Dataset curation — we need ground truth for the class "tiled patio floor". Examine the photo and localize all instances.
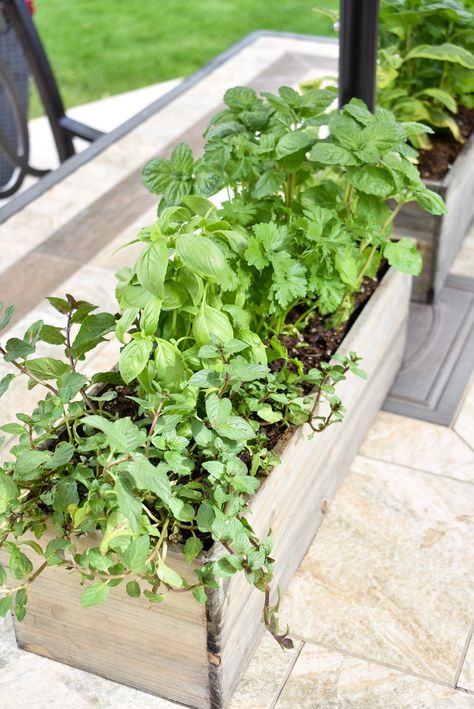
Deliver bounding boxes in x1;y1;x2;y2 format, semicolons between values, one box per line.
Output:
0;33;473;708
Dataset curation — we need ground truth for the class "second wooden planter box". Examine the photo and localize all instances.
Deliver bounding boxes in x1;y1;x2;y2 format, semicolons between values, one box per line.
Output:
9;268;411;709
395;133;474;303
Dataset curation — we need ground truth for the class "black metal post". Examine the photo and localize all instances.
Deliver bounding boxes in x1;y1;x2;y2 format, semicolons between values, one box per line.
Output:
338;0;380;111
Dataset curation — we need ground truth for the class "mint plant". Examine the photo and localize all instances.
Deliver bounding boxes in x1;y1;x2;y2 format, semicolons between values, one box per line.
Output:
0;298;360;647
0;88;446;649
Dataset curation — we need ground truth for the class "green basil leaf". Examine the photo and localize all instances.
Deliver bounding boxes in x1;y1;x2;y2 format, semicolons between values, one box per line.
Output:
176;235;230;282
136;240;169;298
119;338;153;384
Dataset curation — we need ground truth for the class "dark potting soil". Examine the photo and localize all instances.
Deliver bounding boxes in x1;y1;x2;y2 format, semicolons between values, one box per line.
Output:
261;275;379;452
417;105;474;181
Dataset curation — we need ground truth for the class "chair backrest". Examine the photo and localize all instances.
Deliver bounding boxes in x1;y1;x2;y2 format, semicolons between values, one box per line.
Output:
0;0;103;197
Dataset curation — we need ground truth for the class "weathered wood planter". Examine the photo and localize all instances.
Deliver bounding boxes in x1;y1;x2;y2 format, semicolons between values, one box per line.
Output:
8;268;411;709
395;133;474;303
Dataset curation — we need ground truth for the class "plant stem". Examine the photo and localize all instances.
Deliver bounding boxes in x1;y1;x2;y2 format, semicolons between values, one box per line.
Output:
0;346;57;396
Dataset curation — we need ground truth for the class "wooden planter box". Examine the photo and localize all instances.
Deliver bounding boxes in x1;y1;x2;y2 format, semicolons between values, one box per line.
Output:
395;133;474;303
7;268;411;709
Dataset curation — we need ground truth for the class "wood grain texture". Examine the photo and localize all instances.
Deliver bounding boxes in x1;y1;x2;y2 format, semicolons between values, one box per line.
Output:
8;268;411;709
395;134;474;303
12;545;210;708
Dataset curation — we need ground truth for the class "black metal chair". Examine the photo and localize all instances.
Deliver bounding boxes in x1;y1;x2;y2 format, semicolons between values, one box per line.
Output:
0;0;104;197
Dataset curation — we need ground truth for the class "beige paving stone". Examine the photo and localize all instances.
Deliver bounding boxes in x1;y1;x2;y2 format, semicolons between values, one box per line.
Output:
0;616;177;709
275;642;474;709
280;456;474;683
91;205;156;271
360;411;474;483
459;632;474;692
229;634;303;709
454;373;474;451
451;228;474;279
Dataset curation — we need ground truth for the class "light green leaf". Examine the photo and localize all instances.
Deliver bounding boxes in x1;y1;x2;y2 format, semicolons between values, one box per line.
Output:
115;475;142;531
57;372;88;403
119;338;153;384
406;43;474;69
0;595;12;617
176;235;230;282
384;239;423;276
205;394;232;428
14;450;50;481
157;560;185;588
413;189;447;216
72;313;115;357
123;534;150;573
26;357;69;381
257;405;282;423
0;303;15;331
251;170;285;199
275;129;316;159
346;166;394;197
192;586;207;604
4;338;35;361
310;143;357;165
216;416;256;441
0;374;15;399
39;324;65;345
193;303;233;346
82;416;146;453
136;240;169;298
45;442;75;470
81;582;110;608
52;477;79;513
188;368;222;389
184;536;203;563
418;88;457;114
9;546;33;580
154;339;185;391
125;454;172;504
0;470;18;514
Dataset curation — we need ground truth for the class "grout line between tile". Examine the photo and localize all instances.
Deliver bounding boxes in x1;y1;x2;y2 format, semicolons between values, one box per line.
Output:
357;453;474;487
453;617;474;688
453;428;474;455
269;639;304;709
290;633;459;690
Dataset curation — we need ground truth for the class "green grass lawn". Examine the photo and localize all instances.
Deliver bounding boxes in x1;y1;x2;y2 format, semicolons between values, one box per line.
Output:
32;0;337;114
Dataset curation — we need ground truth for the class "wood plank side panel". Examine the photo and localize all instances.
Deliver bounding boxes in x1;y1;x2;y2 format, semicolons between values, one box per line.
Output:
207;269;411;708
11;547;210;709
434;133;474;294
395;133;474;302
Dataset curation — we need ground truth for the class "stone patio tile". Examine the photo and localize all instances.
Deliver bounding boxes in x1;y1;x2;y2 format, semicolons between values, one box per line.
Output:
0;211;68;272
254;35;338;58
229;634;303;709
454;373;474;451
0;616;177;709
451;228;474;280
280;455;474;683
359;411;474;483
459;632;474;692
275;642;474;709
91;205;156;271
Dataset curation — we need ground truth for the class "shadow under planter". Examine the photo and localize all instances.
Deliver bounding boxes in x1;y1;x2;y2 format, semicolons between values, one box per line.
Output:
395;133;474;303
7;268;411;709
